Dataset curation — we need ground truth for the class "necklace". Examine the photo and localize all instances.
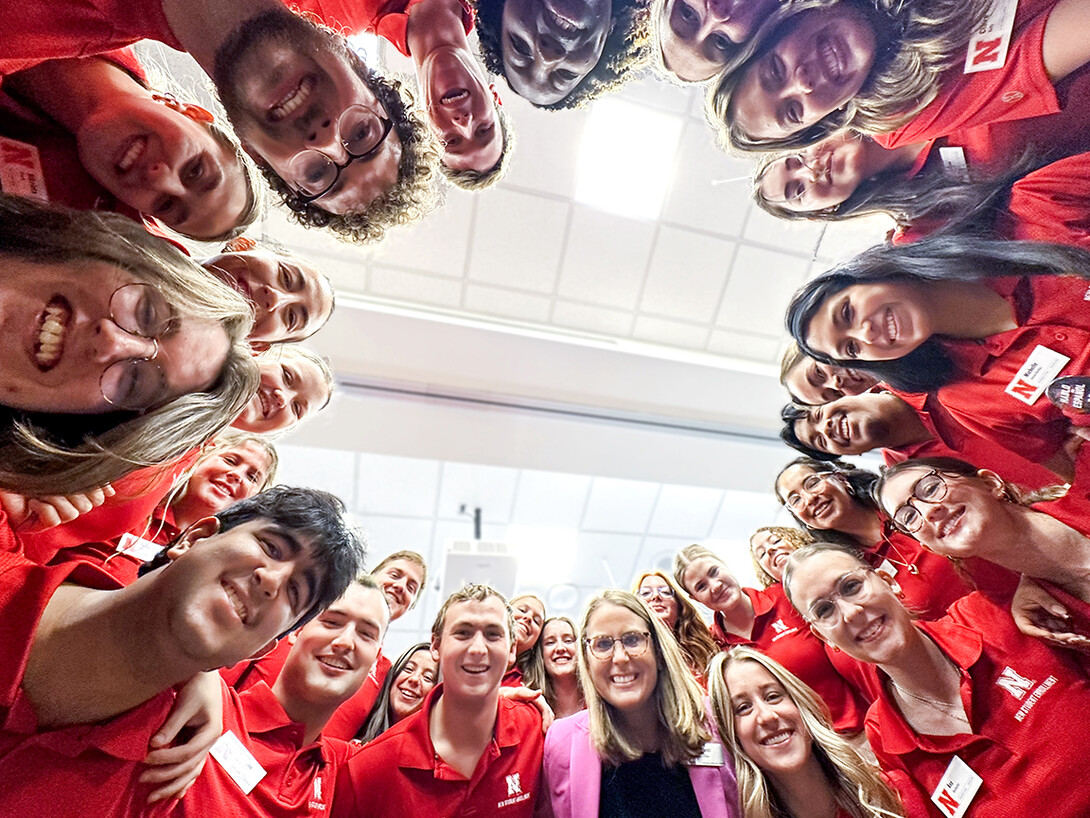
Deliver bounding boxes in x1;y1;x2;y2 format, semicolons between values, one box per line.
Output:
891;682;971;726
879;532;920;574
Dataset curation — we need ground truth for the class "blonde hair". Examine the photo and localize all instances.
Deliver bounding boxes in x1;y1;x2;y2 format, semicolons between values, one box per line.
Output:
579;590;710;767
709;647;904;818
779;343;807;388
439;106;516;191
749;526;814;588
633;569;719;677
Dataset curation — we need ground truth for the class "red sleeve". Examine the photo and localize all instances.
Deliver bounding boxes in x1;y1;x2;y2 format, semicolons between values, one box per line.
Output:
875;3;1059;148
291;0;474;56
96;47;148;86
1004;151;1090;248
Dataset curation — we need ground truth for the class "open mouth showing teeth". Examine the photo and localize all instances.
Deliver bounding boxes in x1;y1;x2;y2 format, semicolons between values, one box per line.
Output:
258;388;273;419
885;309;897;344
319;655;352;671
856;617;884;642
545;4;581;32
464;666;490;674
938;508;964;538
837;413;850;443
440;89;470;105
35;296;71;371
210;479;234;499
760;730;793;746
116;135;147;174
819;36;843;81
223;582;249;624
270;75;315;122
398;687;421;700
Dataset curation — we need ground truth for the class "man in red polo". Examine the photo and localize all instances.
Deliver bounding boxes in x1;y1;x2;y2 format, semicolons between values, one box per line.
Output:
168;575;389;816
0;487;366;818
332;583;544;817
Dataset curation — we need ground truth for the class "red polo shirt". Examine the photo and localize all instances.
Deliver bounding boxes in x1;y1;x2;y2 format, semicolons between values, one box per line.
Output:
168;680;355;817
221;637;294;692
50;507;180;587
866;592;1090;818
291;0;474;57
866;530;972;621
1033;441;1090;529
711;585;868;734
0;548;174;817
331;684;544;818
322;651;392;740
999;150;1090;248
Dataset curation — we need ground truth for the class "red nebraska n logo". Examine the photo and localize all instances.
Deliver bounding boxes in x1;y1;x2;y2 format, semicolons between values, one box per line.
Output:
936;789;960;816
0;141;37;170
1008;378;1037;401
972;37;1002;66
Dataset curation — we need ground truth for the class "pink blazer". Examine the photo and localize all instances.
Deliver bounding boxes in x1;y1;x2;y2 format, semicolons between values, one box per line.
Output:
541;710;740;818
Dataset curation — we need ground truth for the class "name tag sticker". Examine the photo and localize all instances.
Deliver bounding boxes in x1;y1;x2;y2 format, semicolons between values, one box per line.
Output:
116;532;163;562
688;742;725;767
878;558;899;579
938;147;969;182
0;136;48;202
931;755;982;818
210;730;267;794
1005;345;1070;405
964;0;1017;73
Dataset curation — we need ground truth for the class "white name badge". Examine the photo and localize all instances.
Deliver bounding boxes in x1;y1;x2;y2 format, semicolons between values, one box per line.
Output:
210;730;267;794
688;742;725;767
878;558;899;579
938;147;970;182
931;755;983;818
116;532;163;562
0;136;48;202
964;0;1018;73
1005;345;1070;405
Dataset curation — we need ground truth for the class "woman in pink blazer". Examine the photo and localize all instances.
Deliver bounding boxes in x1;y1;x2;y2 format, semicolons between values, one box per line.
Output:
542;589;740;818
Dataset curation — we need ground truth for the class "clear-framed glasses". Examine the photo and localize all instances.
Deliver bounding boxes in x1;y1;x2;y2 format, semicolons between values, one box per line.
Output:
804;570;874;626
784;472;828;511
891;470;949;533
585;631;651;661
286;108;393;203
637;585;675;601
99;283;174;411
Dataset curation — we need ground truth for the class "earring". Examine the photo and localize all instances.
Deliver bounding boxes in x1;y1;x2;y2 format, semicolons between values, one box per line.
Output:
489;83;503;108
152;92;215;124
224;235;257;253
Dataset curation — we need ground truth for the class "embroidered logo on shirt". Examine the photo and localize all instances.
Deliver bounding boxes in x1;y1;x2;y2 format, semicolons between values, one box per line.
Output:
498;772;531;808
1014;676;1058;722
506;773;521;796
309;776;327;811
769;619;799;641
996;666;1035;700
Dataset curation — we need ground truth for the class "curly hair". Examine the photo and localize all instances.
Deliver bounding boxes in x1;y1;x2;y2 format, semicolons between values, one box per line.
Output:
774;457;881;547
439;105;516;191
709;0;989;153
472;0;655;109
260;53;441;244
749;525;814;587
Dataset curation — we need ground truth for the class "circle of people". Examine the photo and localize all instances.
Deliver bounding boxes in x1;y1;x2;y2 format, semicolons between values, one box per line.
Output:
2;0;1090;816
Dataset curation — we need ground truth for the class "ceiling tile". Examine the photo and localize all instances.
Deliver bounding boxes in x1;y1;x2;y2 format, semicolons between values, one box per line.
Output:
661;121;752;237
557;206;656;310
551;301;634;337
814;215;891;265
510;470;593;527
716;246;811;334
359;516;436;573
497;96;588;198
744;205;825;249
370;189;476;276
617;71;694;114
369;266;464;308
631;315;709;349
571;531;644;588
648;484;724;536
436;462;521;524
632;535;699;582
464;284;553;323
640;226;733;322
707;330;784;362
276;445;357;503
468;189;569;293
356;454;441;517
707;490;785;540
582;477;660;533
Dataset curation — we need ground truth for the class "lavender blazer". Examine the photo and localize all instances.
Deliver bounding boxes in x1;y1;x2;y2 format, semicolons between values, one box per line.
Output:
540;709;741;818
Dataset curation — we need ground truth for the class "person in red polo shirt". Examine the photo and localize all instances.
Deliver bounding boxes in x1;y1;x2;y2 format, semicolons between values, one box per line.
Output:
332;583;544;817
0;486;366;818
167;575;389;816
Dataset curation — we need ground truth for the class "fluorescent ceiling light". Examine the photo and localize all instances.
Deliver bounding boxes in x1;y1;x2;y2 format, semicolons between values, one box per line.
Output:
575;98;684;221
348;33;382;68
506;525;579;586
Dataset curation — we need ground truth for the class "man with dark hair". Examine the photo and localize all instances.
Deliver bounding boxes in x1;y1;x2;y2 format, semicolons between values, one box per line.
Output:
0;0;440;243
332;583;543;817
781;392;1063;488
0;486;365;817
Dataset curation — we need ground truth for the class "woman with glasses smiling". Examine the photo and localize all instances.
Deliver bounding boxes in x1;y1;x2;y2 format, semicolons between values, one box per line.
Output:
783;542;1090;818
542;589;740;818
0;193;257;498
633;570;719;684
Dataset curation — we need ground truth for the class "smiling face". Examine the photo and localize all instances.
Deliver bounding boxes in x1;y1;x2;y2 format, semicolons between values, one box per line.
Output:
202;250;333;344
680;556;743;613
542;619;578;679
760;131;868;213
660;0;778;82
806;280;934;362
791;392;909;457
214;10;403;215
174;441;272;525
732;4;876;141
512;595;546;654
390;648;439;722
161;518;325;667
278;582;389;707
432;596;516;700
749;532;795;584
775;464;854;532
374;558;425;621
784;355;877;405
725;659;812;777
636;575;679;630
501;0;614;106
0;258;229;415
421;48;503;172
585;602;658;715
77;96;248;240
787;550;912;664
232;354;328;435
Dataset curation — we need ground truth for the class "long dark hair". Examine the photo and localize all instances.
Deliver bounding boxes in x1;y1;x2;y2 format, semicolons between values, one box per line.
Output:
786;234;1090;392
354;642;433;744
774;457;879;548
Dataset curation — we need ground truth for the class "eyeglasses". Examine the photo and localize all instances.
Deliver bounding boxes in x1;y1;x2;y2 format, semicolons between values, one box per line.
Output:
637;586;675;601
585;631;651;661
890;470;949;533
286;108;393;204
784;472;828;511
804;570;874;625
100;283;175;411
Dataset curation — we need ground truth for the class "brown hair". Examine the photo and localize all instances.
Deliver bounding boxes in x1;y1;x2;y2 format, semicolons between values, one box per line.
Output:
439;105;516;191
373;550;429;609
431;583;515;645
633;569;719;677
